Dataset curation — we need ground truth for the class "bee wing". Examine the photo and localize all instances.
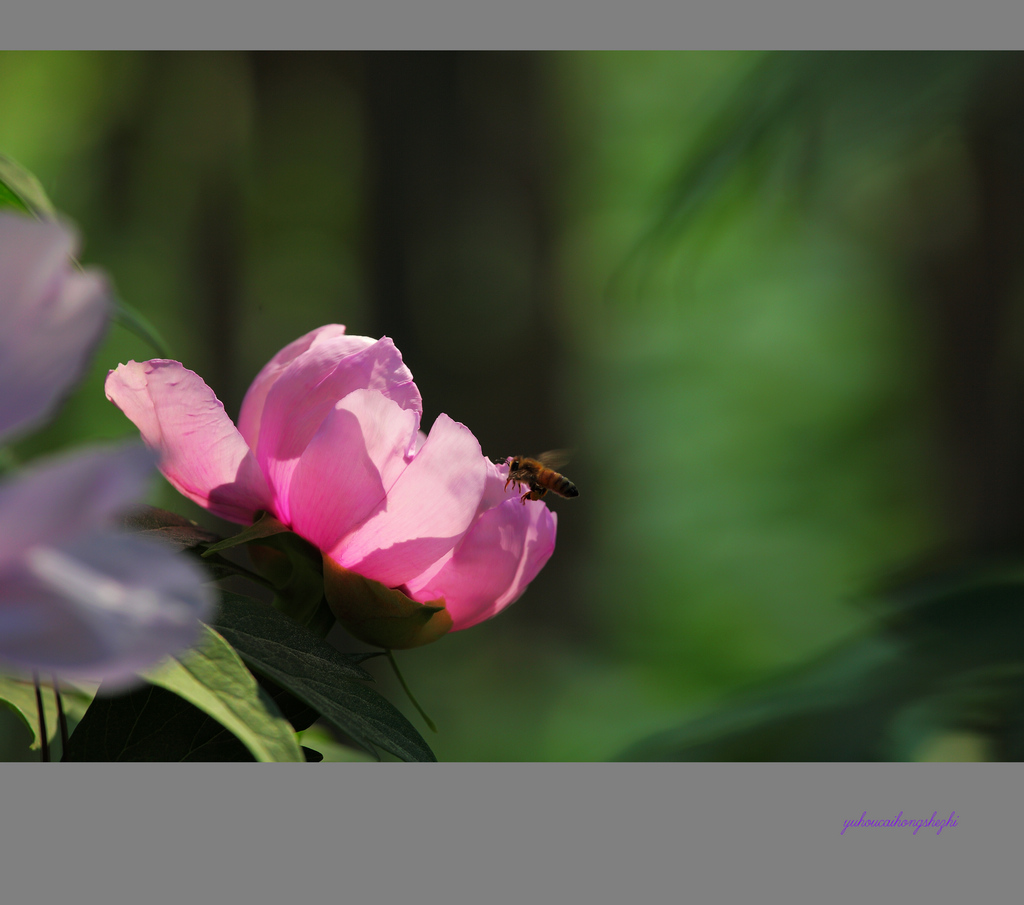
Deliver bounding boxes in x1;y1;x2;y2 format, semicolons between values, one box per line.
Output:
535;449;573;469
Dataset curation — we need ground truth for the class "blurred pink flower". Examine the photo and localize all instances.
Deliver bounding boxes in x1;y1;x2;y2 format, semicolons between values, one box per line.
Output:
0;213;214;685
105;326;557;638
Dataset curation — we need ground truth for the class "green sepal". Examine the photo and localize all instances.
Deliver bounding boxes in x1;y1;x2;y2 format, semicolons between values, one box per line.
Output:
201;511;291;557
246;530;333;632
322;556;452;650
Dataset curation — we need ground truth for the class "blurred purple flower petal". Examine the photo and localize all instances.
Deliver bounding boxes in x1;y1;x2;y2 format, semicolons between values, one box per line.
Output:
0;445;215;687
0;214;110;444
0;444;153;568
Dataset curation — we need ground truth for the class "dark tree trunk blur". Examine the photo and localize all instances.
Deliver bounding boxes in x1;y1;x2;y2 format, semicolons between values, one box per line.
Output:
357;52;564;458
914;57;1024;560
356;52;585;636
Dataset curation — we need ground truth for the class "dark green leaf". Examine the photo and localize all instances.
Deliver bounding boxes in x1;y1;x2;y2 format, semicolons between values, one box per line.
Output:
618;582;1024;761
61;647;312;763
255;673;319;733
615;635;916;761
348;651;387;666
212;592;436;762
298;725;376;762
61;625;304;761
201;512;290;556
890;583;1024;666
122;505;222;550
63;682;261;761
120;505;272;586
138;624;303;761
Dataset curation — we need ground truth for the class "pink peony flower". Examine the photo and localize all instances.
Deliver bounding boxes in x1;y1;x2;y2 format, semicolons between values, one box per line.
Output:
105;326;557;646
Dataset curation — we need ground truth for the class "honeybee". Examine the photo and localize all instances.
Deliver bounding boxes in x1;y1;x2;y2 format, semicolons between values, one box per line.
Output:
503;451;579;505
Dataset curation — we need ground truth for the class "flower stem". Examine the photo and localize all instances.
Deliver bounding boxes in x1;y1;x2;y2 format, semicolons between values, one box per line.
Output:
385;650;437;734
52;675;69;758
32;672;49;763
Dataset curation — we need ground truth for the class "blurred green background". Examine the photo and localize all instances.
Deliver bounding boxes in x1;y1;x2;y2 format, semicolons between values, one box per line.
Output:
5;51;1024;760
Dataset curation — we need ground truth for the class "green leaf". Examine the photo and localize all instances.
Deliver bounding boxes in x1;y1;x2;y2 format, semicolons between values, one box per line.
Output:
122;505;223;550
0;154;56;219
119;505;278;587
141;624;303;761
62;624;303;761
255;673;320;733
62;683;262;761
212;592;436;762
0;675;61;749
0;675;93;756
61;669;320;762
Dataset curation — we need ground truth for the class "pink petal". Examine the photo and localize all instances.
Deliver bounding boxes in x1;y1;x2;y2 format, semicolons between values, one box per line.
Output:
405;498;557;631
475;457;517;518
105;360;273;524
0;531;213;687
400;458;522;594
237;325;370;450
254;335;422;506
0;444;154;571
285;389;418;550
492;504;558;610
329;414;488;588
0;214;110;443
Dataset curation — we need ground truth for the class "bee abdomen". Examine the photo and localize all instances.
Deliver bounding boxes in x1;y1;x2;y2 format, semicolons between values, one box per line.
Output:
552;475;579;497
